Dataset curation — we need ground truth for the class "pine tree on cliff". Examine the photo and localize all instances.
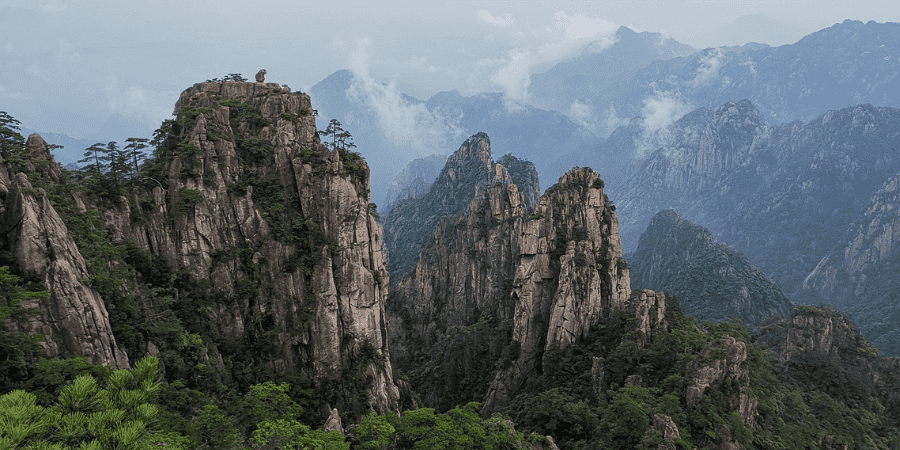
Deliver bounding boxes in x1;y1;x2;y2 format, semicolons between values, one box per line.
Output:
318;119;355;152
0;111;27;172
124;137;149;182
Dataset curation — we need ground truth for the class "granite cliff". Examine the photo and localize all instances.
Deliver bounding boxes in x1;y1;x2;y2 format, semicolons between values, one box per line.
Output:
0;134;130;370
382;133;540;284
0;79;399;420
387;163;632;414
629;209;792;325
801;171;900;356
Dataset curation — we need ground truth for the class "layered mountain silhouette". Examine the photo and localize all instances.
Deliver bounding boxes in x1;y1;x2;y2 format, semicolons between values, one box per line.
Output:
629;209;792;325
533;20;900;137
309;70;602;207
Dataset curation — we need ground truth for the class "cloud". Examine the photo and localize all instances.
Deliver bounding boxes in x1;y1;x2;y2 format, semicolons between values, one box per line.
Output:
552;11;617;40
0;83;30;101
479;10;512;28
568;99;591;129
635;85;692;157
489;49;531;111
101;75;172;130
690;48;726;88
346;38;465;159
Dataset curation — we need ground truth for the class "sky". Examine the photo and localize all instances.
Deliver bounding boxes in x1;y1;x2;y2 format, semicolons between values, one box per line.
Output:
0;0;897;150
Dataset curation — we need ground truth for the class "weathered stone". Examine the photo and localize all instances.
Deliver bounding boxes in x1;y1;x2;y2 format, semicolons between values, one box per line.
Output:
255;69;266;83
0;173;129;369
653;413;681;441
323;408;344;435
686;335;750;411
591;357;605;399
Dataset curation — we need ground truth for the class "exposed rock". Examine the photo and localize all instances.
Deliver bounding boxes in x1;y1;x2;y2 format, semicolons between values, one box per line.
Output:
388;161;630;414
323;408;344;435
686;335;750;410
630;209;792;325
590;356;605;399
626;289;669;349
802;170;900;356
716;424;742;450
754;305;900;418
625;374;643;386
653;413;681;441
60;79;401;417
381;154;447;214
255;69;266;83
0;171;129;369
382;133;540;284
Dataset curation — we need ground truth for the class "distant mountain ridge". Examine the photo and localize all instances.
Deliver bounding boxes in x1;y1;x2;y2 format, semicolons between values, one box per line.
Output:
629;209;793;325
309;70;603;206
535;20;900;137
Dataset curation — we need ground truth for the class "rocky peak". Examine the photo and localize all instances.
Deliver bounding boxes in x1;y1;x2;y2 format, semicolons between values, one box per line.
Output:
388;163;630;414
0;148;129;369
629;209;792;325
382;132;539;283
102;78;398;417
752;305;900;419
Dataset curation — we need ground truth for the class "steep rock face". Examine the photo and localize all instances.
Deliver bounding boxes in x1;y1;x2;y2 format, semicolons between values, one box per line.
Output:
610;100;766;252
108;80;398;414
720;104;900;295
630;209;792;325
802;171;900;356
754;306;900;421
0;135;129;369
389;166;630;414
382;133;540;284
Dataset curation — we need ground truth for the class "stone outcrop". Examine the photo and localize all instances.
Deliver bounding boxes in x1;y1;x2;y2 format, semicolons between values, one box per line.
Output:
2;80;401;416
801;171;900;356
382;133;540;284
388;162;630;414
0;141;130;369
630;209;792;325
685;335;756;410
323;408;344;435
652;413;681;450
140;79;399;414
753;305;900;421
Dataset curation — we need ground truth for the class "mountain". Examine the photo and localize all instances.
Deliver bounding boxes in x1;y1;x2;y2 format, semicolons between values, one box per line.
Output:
530;26;696;132
309;70;603;205
381;133;540;283
629;209;793;325
753;305;900;423
381;154;447;214
18;128;97;167
608;99;768;253
544;20;900;137
388;166;633;413
1;78;400;422
801;171;900;356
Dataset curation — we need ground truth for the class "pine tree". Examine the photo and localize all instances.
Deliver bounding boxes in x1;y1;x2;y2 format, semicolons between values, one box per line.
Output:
124;137;149;182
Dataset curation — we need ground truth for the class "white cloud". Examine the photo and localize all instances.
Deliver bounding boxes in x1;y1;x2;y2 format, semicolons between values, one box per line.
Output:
489;49;531;111
479;10;512;28
690;48;726;88
101;75;172;130
569;99;591;129
552;11;617;40
635;85;692;157
346;38;465;159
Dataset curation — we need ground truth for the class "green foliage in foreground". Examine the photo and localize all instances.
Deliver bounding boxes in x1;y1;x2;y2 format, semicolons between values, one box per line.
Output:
502;300;900;449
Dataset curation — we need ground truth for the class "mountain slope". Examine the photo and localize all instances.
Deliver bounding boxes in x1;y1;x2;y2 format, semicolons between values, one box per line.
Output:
629;209;792;325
